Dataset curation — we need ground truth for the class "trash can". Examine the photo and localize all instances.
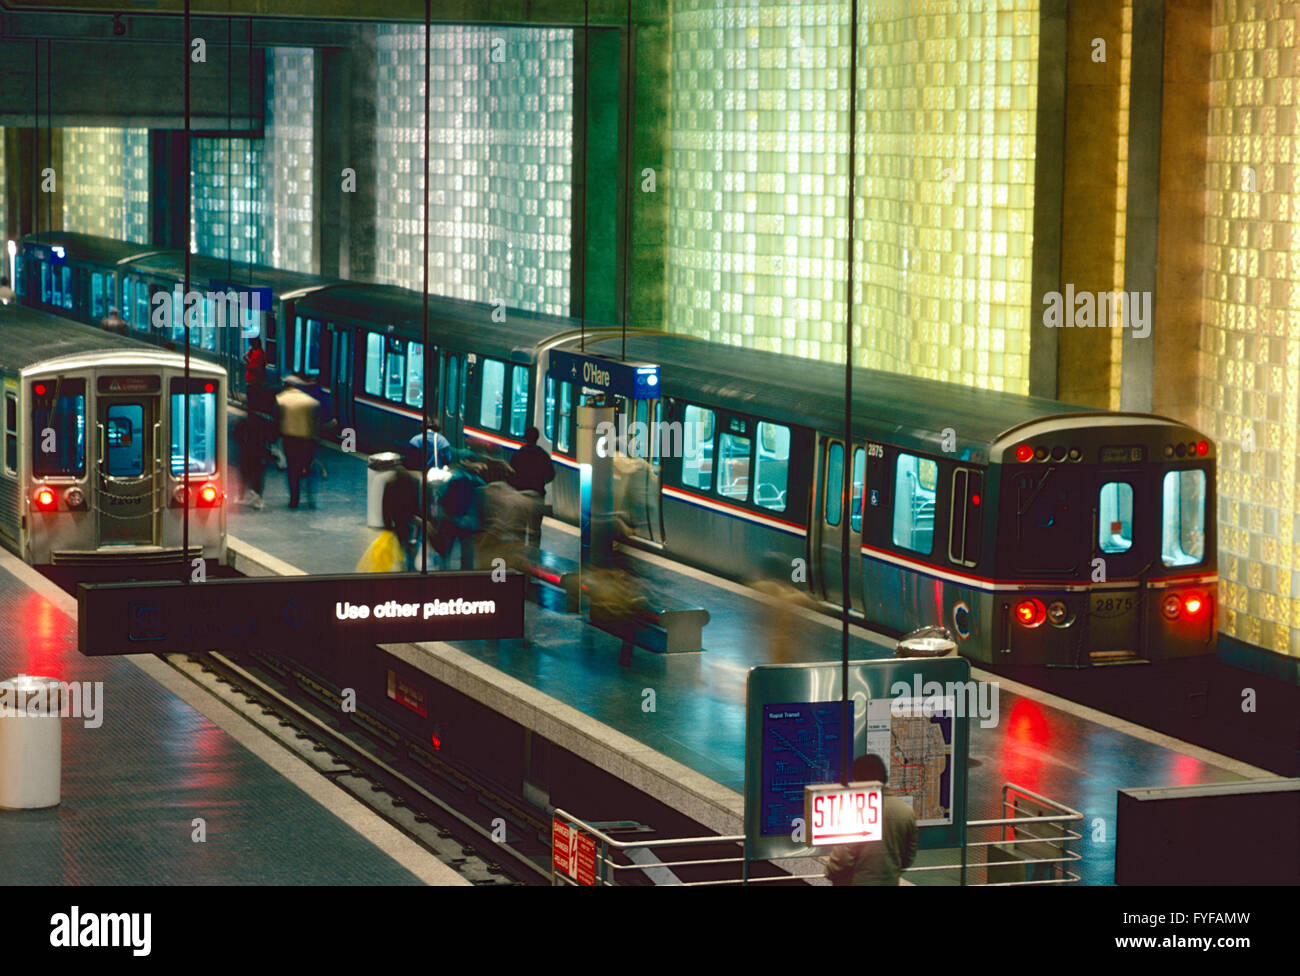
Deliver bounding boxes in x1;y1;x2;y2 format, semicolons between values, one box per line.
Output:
894;625;958;658
366;452;402;528
0;675;62;810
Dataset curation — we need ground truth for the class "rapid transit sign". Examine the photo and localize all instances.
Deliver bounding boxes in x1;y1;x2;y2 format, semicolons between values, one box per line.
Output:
548;350;660;400
78;572;524;657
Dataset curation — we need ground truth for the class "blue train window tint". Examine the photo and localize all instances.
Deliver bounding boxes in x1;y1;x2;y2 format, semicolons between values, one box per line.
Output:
385;341;406;402
170;393;217;476
650;401;663;465
304;319;322;377
364;334;383;396
4;394;17;474
40;262;52;305
825;442;844;526
406;342;423;409
509;365;529;438
1162;470;1206;566
91;273;105;319
121;277;133;324
479;359;505;429
1099;482;1134;554
850;447;865;532
681;405;714;491
544;376;556;440
105;404;144;477
718;433;751;501
13;256;25;297
171;289;185;342
32;382;86;477
446;356;459;417
754;422;790;512
61;267;73;310
135;282;149;328
556;382;572;454
200;297;217;351
293;317;303;374
893;452;936;554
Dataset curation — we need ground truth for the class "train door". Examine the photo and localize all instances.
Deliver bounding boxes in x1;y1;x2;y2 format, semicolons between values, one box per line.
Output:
814;438;865;609
442;352;465;449
329;327;354;431
610;395;663;543
1089;466;1147;661
96;395;159;547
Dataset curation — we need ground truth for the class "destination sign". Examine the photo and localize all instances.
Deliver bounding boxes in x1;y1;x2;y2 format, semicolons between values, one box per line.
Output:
78;572;524;657
98;375;162;394
548;350;660;400
1100;445;1144;464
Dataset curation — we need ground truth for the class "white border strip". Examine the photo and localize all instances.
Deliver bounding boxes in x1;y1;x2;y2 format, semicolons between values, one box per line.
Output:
662;486;807;538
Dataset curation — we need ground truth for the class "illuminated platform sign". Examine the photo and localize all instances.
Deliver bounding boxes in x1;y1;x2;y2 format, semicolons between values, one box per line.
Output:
548;350;660;400
78;572;524;657
804;782;884;846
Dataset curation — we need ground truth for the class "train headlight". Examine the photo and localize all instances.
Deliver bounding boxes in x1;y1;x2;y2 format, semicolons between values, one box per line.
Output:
33;487;57;511
1015;598;1046;628
1047;600;1072;627
1162;594;1181;619
64;487;86;510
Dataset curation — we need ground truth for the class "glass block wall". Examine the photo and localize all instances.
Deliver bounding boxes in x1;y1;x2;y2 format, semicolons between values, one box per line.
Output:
374;25;574;315
1203;3;1300;656
190;47;314;269
0;128;6;247
1109;0;1133;410
61;127;150;244
667;0;1040;393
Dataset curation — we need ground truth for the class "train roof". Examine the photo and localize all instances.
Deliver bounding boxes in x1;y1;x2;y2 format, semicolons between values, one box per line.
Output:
298;283;582;360
575;331;1103;458
22;231;160;266
0;303;223;375
124;251;333;298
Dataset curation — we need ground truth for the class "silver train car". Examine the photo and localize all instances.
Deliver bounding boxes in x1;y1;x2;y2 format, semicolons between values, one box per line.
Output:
0;304;227;567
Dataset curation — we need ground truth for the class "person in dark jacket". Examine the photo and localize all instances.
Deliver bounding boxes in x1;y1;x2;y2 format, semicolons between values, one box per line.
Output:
435;460;486;569
824;754;918;886
509;426;555;548
382;447;424;571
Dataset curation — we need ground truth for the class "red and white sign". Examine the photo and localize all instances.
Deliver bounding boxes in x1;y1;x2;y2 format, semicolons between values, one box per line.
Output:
552;819;597;885
805;782;884;846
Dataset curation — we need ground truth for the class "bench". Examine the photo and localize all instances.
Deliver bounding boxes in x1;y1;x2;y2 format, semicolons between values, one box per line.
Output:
514;545;581;612
587;589;710;654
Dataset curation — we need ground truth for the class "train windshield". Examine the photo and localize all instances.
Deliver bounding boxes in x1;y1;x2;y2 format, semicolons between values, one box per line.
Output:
170;391;217;475
1011;467;1081;572
1162;469;1206;566
32;379;86;477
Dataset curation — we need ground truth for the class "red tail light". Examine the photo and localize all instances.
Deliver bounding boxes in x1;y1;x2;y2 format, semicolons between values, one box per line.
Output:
1015;445;1033;462
1183;594;1204;616
33;487;56;511
197;483;221;507
1015;598;1045;627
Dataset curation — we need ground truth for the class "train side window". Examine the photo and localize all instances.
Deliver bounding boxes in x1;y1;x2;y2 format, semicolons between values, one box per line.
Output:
293;317;303;374
1162;470;1206;566
32;380;86;477
364;333;384;396
13;256;25;297
824;442;844;526
61;267;73;310
263;313;277;365
681;405;715;491
201;297;217;351
40;262;52;305
384;340;406;403
509;365;529;438
121;276;133;324
718;432;752;501
556;381;573;453
949;468;984;566
91;273;105;319
170;390;217;476
650;400;663;465
406;342;424;409
479;359;505;430
850;447;865;532
305;319;322;377
893;452;936;554
135;282;149;327
544;376;556;440
446;355;459;416
4;393;17;475
1098;482;1134;554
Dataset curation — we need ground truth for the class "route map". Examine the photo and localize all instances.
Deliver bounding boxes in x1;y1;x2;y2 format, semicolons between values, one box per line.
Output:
867;696;954;826
760;701;849;836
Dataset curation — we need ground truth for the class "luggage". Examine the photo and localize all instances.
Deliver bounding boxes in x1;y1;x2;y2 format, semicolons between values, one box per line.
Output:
357;529;404;573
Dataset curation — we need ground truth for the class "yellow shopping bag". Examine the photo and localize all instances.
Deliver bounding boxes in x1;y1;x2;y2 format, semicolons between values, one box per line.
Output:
357;529;404;573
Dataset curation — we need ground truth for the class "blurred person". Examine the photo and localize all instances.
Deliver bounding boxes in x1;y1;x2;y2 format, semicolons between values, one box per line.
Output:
99;306;128;334
435;458;486;569
0;276;14;305
410;421;453;470
479;478;534;574
750;552;821;664
825;754;918;887
383;447;424;571
276;375;320;510
232;412;271;510
508;426;555;548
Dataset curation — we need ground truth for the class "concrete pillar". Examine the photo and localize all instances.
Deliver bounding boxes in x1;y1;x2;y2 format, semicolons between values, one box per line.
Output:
316;27;377;281
1029;0;1067;400
148;130;188;251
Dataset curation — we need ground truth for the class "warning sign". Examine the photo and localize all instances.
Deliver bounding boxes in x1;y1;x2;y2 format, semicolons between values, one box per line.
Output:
552;819;597;886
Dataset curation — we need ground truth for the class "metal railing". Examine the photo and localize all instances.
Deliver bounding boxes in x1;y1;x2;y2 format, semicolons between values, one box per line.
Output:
551;782;1083;886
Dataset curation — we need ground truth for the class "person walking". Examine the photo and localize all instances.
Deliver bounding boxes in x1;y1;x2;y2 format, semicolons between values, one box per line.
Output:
100;307;128;334
436;459;486;570
409;421;452;470
824;754;918;886
244;338;269;410
508;426;555;548
0;276;15;306
275;375;320;510
233;413;270;510
382;447;424;571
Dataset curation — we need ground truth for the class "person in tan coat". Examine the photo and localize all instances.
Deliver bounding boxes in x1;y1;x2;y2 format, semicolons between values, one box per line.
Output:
825;754;919;886
276;376;320;509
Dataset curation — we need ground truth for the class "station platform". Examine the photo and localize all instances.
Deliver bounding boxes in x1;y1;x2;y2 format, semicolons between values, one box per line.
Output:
0;549;466;886
227;434;1278;885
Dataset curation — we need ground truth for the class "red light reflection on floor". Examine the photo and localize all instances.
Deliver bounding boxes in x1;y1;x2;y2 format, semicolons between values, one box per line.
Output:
1168;752;1203;786
997;698;1051;792
22;593;65;678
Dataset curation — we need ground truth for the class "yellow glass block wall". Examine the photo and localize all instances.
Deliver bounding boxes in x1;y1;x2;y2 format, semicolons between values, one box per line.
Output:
1109;0;1132;410
1204;1;1299;655
667;0;1040;393
61;127;150;244
0;128;6;245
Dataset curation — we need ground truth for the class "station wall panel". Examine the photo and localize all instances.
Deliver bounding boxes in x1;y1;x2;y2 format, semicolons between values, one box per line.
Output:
60;127;150;245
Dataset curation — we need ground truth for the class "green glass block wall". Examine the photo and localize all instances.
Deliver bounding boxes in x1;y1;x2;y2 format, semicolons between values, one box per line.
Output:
61;127;150;244
1203;1;1299;656
668;0;1040;393
191;47;314;268
0;128;6;246
375;25;574;315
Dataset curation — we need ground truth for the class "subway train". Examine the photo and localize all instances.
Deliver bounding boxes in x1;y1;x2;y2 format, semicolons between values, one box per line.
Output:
0;300;227;567
13;231;1216;665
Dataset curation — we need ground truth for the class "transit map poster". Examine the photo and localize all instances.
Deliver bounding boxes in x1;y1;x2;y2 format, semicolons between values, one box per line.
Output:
866;696;955;827
759;700;850;836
